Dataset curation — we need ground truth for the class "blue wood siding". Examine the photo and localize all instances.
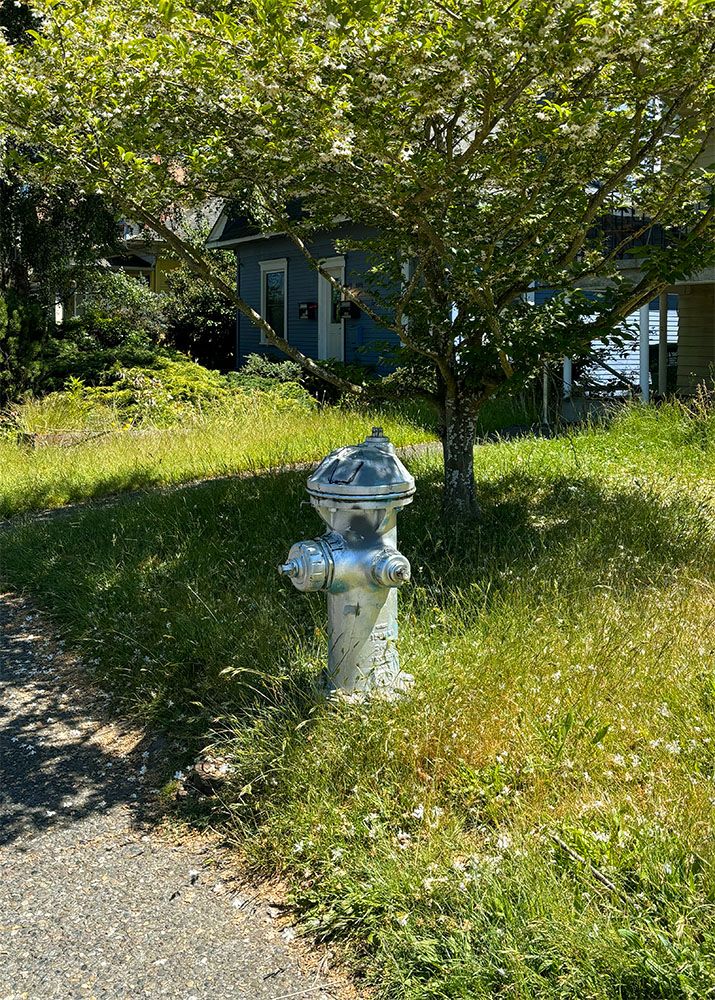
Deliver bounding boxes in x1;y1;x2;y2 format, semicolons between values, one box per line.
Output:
234;223;400;371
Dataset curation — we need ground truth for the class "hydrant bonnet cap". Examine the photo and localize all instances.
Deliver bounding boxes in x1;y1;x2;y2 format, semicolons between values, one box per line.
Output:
306;428;415;506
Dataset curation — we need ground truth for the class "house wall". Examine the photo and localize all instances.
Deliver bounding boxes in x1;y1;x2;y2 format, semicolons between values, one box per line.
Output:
234;223;400;371
533;287;684;392
676;283;715;393
151;257;180;294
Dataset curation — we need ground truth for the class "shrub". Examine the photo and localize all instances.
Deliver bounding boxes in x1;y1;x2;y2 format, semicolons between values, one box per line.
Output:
72;268;166;344
0;289;48;404
225;353;304;391
225;354;317;404
49;353;315;425
299;357;375;401
163;255;237;369
37;270;168;392
41;329;163;393
228;352;374;402
72;354;230;423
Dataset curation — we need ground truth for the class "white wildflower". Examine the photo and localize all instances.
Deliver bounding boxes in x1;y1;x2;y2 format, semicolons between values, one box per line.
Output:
496;832;512;851
396;830;411;849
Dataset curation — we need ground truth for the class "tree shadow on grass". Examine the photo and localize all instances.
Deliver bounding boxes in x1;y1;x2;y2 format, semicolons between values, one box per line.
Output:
3;461;712;695
400;464;714;613
1;469;320;734
0;460;711;840
1;466;172;520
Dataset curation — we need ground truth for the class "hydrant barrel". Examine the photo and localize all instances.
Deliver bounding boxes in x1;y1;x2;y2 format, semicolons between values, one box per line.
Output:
279;428;415;697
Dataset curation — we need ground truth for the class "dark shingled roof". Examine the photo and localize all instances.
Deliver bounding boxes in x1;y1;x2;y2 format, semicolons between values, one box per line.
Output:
106;254;154;269
211;198;305;246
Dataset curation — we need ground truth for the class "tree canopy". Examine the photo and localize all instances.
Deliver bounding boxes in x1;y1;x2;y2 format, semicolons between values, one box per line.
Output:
2;0;714;517
0;3;121;299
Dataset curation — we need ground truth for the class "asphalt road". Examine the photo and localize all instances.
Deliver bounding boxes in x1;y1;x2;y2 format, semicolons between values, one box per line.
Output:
0;592;340;1000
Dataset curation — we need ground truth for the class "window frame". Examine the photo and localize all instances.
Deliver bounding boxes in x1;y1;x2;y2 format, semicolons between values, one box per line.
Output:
259;258;288;345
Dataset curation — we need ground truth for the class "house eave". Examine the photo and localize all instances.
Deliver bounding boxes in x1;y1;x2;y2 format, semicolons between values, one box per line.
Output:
206;230;283;250
204;202;350;251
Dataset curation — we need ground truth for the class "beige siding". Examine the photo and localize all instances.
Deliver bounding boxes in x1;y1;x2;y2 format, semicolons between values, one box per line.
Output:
677;284;715;392
152;257;180;294
696;134;715;173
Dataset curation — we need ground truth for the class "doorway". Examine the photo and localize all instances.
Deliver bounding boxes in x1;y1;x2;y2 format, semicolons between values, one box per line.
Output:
318;257;345;361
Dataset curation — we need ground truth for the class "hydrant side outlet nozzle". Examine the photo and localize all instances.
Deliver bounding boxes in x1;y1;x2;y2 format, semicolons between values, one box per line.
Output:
372;550;411;588
279;429;415;697
279;538;335;592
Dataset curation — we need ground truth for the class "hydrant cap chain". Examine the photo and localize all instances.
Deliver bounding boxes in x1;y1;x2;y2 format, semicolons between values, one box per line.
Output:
307;429;415;507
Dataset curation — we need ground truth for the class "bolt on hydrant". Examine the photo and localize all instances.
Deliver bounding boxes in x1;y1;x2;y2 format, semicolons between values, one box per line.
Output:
278;427;415;697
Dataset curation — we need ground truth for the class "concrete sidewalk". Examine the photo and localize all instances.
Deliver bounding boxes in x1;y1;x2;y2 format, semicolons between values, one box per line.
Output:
0;592;344;1000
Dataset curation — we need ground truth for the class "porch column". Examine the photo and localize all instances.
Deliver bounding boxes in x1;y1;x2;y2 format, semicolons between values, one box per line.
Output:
639;303;650;404
658;292;669;396
563;357;573;399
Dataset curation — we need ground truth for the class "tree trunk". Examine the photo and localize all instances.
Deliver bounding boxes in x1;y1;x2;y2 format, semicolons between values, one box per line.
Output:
440;397;479;522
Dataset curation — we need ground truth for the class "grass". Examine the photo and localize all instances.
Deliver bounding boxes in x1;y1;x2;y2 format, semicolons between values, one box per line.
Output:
0;392;434;517
2;399;714;998
0;387;538;519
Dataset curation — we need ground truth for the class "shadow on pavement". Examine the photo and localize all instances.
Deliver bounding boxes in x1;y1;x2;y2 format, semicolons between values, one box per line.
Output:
0;594;164;848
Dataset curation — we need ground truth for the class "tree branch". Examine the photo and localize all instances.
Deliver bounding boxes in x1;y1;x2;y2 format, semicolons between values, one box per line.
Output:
123;200;367;396
553;75;713;270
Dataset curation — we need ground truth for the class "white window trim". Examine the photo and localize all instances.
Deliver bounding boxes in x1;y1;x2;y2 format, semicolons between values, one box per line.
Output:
259;258;288;345
320;255;346;269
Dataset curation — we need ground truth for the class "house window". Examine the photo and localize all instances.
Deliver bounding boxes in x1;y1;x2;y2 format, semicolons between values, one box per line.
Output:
259;258;288;344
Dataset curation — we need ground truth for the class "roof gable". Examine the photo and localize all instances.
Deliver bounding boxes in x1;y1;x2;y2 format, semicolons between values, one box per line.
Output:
205;199;305;249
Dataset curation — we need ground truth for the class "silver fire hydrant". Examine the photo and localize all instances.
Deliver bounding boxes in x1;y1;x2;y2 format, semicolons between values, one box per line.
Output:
278;427;415;696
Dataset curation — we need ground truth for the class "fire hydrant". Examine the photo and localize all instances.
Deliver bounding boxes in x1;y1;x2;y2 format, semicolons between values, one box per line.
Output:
278;427;415;696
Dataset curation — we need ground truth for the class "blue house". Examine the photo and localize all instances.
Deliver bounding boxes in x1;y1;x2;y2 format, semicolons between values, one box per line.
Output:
207;202;715;399
206;208;401;372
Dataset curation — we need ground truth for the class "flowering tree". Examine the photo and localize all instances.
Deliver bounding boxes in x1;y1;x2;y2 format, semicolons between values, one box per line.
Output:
2;0;714;520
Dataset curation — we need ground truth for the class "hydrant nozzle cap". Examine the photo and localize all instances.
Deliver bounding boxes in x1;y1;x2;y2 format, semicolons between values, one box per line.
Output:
372;550;411;588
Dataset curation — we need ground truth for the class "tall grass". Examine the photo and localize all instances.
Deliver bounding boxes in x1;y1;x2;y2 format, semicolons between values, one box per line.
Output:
0;387;540;518
0;392;434;517
1;400;714;998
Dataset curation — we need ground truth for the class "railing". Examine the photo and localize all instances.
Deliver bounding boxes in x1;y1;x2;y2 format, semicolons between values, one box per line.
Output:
595;210;686;260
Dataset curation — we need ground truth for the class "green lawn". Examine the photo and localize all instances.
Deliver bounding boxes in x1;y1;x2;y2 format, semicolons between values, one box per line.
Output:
1;400;714;998
0;387;542;518
0;392;435;518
